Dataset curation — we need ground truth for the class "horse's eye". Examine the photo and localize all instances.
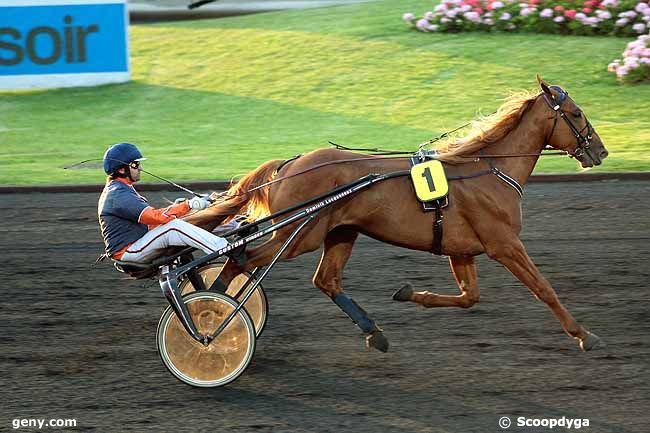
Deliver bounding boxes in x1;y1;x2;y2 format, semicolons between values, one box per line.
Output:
573;111;582;119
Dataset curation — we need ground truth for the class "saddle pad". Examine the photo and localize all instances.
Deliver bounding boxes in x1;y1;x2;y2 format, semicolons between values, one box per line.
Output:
410;159;449;202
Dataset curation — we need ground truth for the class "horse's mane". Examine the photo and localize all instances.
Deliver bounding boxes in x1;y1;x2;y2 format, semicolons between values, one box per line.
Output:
436;92;539;164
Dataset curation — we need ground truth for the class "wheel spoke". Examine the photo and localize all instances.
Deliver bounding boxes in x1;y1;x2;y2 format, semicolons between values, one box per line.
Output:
156;292;256;387
178;263;268;337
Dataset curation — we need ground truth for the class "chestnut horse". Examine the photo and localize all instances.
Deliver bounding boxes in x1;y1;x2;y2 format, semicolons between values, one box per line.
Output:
187;78;609;353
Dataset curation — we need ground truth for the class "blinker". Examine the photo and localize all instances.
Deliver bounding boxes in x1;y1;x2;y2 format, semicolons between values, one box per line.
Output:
550;85;568;104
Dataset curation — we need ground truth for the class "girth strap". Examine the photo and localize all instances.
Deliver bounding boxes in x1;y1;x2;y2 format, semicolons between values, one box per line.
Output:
432;205;443;256
409;156;445;255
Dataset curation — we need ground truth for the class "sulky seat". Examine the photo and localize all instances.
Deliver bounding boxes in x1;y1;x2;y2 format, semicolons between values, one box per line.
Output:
113;247;196;279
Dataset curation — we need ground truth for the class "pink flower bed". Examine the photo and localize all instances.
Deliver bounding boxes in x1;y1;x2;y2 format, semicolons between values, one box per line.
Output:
608;33;650;82
405;1;650;83
403;0;650;37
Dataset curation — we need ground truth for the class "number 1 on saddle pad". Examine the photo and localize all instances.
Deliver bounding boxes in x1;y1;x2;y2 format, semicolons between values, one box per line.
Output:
410;160;449;202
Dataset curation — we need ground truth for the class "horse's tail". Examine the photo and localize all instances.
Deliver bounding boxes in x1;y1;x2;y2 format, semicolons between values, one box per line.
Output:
226;159;285;222
184;159;284;231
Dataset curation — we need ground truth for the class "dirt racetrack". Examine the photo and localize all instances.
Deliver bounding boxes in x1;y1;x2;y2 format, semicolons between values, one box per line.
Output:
1;180;649;433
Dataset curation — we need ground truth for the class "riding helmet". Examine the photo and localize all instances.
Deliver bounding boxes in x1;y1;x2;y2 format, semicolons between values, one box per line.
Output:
103;142;147;175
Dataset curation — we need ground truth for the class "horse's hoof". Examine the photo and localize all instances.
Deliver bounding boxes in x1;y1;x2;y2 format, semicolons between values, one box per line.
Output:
366;331;389;353
392;283;413;302
580;331;606;351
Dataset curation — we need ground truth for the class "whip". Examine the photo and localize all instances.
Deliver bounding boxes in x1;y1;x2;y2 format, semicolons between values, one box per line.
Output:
64;158;205;197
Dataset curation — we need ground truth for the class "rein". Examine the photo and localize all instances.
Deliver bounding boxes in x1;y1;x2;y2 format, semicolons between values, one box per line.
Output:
329;119;474;156
220;92;576;199
222;147;562;200
246;156;411;193
230;146;565;198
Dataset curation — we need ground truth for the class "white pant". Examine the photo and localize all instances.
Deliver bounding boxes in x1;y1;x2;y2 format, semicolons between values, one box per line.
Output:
120;219;229;264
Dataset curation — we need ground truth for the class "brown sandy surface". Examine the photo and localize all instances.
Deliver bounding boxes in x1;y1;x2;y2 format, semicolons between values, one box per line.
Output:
1;180;649;432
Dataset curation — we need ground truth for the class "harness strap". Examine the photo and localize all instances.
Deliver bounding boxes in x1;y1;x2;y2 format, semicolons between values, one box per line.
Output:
432;205;443;256
408;156;446;255
447;169;493;181
491;168;523;198
479;150;524;198
273;154;302;176
542;89;596;163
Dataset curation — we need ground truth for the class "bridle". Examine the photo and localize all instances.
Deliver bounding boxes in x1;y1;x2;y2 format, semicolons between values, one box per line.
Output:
541;86;596;163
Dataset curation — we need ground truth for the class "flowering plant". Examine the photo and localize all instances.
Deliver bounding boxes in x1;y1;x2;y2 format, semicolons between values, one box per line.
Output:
608;32;650;82
403;0;650;37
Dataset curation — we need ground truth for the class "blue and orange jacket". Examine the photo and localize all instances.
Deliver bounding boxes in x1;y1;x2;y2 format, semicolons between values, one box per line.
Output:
98;177;190;260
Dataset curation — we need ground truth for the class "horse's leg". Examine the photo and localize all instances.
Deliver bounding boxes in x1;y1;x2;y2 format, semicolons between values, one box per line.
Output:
487;237;604;351
393;255;479;308
312;227;389;352
217;240;277;288
217;223;324;287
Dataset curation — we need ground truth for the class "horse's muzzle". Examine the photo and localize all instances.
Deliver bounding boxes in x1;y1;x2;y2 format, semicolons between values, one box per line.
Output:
576;142;608;168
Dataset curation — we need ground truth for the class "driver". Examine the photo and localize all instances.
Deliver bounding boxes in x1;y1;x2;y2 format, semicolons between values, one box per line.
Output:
98;142;231;264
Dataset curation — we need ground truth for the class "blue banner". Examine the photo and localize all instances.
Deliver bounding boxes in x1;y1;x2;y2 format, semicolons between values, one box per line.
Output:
0;1;129;88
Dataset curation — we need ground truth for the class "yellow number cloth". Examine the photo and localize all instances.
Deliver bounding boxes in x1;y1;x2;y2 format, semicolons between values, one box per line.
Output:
410;160;449;202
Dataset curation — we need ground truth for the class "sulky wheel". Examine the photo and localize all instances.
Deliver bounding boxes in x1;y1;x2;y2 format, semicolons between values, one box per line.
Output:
179;263;268;337
157;292;256;388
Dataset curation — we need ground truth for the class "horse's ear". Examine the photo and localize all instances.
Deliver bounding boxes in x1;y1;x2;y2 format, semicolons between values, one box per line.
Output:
537;74;552;95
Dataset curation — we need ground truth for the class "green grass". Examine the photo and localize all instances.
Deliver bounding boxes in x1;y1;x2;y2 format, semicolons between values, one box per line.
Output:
1;0;648;185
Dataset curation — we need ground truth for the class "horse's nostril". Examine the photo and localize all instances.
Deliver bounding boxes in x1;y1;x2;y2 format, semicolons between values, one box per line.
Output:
600;149;609;159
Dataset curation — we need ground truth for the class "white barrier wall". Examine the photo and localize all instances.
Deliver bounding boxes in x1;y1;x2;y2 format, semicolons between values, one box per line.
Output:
0;0;130;89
